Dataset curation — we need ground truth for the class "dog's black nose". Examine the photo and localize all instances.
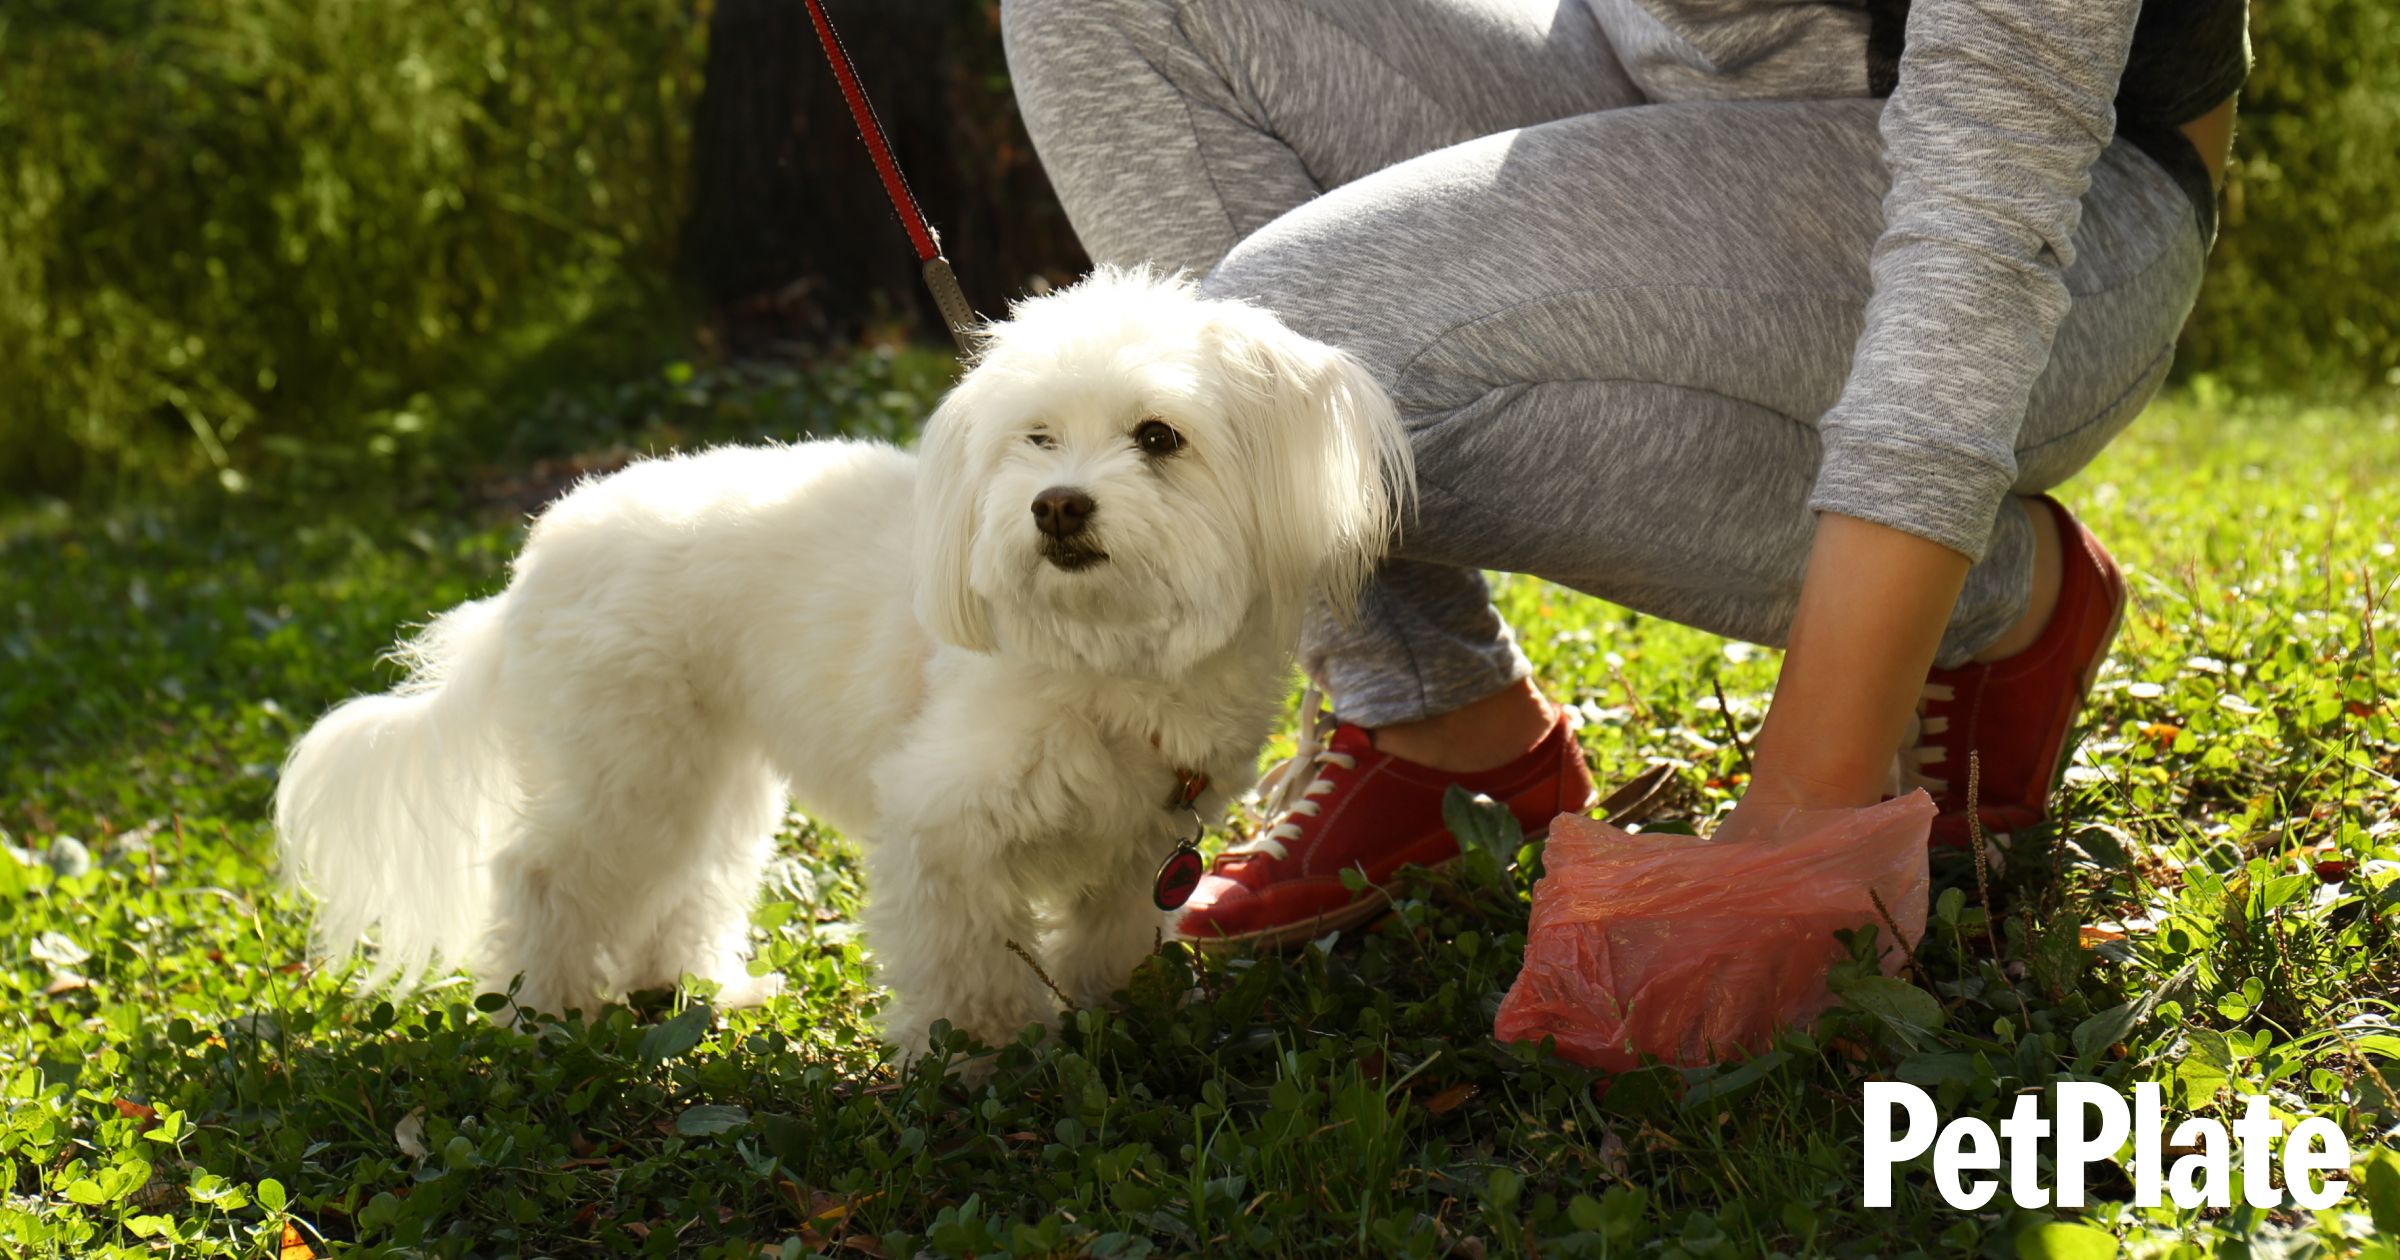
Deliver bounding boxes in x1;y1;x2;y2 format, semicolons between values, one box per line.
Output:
1031;487;1094;539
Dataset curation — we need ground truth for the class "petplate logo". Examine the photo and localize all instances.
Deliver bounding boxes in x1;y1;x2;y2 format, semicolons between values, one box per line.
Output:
1864;1081;2354;1210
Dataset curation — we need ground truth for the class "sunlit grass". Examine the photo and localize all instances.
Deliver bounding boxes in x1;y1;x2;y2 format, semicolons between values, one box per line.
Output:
1;386;2394;1258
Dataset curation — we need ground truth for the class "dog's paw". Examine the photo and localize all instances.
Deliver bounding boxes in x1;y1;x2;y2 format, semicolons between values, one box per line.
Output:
712;971;785;1009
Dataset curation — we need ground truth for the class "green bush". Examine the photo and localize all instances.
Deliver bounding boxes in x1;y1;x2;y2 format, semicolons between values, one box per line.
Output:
0;0;707;493
2;0;2389;497
2181;0;2400;393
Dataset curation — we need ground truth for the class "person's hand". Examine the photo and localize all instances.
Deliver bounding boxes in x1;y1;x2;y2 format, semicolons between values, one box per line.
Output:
1721;510;1971;839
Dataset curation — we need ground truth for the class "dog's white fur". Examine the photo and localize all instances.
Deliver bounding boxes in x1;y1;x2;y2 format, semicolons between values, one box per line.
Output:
274;270;1410;1057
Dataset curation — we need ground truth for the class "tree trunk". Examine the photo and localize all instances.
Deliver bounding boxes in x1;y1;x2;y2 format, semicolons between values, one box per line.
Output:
678;0;1088;355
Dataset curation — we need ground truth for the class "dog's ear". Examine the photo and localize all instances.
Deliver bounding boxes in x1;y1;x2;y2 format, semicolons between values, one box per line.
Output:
912;395;1000;653
1204;305;1414;620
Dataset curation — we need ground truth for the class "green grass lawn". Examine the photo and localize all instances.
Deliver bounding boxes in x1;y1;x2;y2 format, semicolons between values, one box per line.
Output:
2;382;2396;1259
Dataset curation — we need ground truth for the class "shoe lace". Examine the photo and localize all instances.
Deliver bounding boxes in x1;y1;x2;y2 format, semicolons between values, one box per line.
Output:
1890;681;1954;797
1223;682;1355;863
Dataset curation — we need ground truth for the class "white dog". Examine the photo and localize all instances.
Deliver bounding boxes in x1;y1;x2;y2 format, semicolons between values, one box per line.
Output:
274;270;1410;1058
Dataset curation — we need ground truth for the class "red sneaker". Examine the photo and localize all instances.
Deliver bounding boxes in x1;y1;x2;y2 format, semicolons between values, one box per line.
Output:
1174;711;1597;950
1894;496;2128;849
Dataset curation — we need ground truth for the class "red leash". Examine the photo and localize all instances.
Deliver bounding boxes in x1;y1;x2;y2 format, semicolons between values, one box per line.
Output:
798;0;982;355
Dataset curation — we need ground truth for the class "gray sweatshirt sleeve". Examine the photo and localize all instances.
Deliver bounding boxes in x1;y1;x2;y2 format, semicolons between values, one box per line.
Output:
1807;0;2142;559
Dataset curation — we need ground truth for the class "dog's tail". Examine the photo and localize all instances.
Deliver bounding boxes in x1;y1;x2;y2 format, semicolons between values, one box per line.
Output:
276;594;513;992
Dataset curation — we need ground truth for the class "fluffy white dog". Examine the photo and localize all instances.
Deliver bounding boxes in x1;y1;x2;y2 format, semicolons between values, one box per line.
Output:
274;270;1410;1058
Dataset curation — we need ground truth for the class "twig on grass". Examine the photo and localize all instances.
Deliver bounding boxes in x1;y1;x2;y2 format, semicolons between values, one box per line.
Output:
1610;660;1652;725
1709;676;1753;775
1969;752;2033;1026
1005;939;1073;1009
1867;887;1929;992
1970;752;2000;957
2332;1025;2400;1116
2358;567;2398;699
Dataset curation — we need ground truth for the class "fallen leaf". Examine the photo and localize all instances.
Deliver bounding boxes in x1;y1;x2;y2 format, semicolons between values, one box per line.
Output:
1003;1131;1041;1143
1596;1125;1629;1179
2078;925;2127;946
279;1224;317;1260
1420;1083;1474;1114
44;974;90;995
674;1103;750;1136
394;1109;429;1159
2140;722;2182;746
623;1221;652;1241
842;1236;887;1257
113;1098;158;1125
129;1178;183;1210
2316;859;2354;883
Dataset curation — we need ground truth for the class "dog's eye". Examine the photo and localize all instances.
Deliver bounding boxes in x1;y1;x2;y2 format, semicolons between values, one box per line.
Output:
1026;431;1057;450
1133;419;1184;458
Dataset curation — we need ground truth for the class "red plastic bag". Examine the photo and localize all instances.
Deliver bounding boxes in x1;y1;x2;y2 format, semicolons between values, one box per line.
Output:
1494;791;1934;1071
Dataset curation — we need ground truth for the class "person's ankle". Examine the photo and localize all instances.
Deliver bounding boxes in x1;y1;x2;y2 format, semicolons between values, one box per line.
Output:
1971;497;2065;663
1365;677;1557;774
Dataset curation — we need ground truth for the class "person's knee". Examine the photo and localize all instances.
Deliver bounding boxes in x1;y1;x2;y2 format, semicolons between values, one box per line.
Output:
1194;259;1263;309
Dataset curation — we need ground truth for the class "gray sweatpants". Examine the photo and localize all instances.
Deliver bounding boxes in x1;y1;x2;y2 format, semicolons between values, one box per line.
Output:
1002;0;2208;727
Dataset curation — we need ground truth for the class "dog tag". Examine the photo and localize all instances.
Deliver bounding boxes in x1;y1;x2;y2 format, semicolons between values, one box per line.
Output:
1153;840;1204;911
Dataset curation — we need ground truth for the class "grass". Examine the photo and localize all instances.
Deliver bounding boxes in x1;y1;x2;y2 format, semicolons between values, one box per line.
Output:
2;377;2397;1259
